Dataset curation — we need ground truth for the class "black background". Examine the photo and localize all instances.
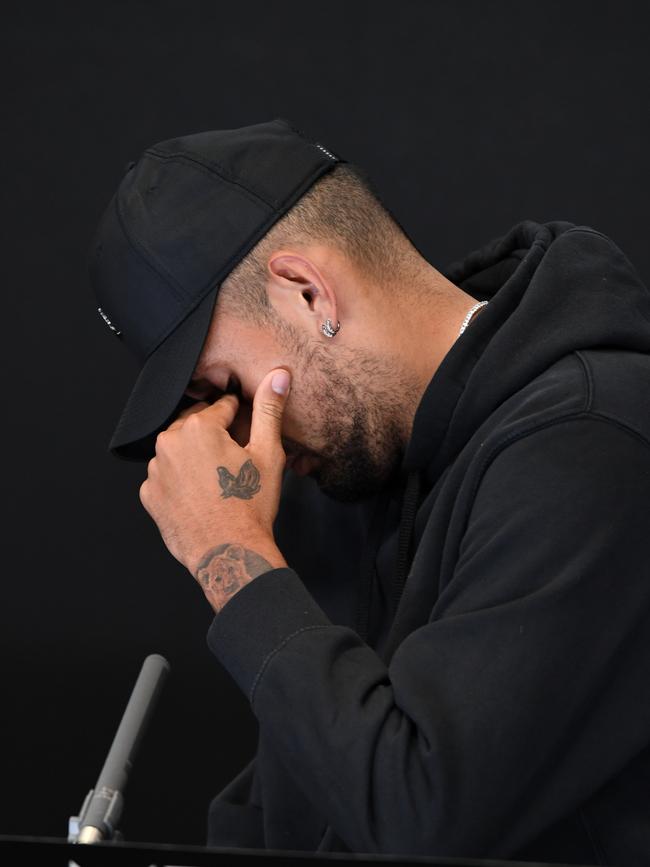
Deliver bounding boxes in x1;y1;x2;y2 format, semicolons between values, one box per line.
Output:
3;0;649;848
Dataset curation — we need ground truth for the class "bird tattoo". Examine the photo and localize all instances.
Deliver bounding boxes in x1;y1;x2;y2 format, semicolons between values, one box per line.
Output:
216;459;262;500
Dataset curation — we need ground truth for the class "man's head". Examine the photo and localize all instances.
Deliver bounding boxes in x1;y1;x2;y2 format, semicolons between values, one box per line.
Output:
91;119;472;501
184;162;451;502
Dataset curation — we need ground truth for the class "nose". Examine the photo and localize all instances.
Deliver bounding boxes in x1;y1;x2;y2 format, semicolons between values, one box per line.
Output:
185;370;243;401
184;376;221;402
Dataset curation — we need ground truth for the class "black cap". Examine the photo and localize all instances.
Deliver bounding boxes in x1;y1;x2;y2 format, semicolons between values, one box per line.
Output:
89;117;344;460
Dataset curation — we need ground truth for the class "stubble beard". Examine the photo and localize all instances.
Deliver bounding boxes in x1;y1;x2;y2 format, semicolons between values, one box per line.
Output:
293;341;420;503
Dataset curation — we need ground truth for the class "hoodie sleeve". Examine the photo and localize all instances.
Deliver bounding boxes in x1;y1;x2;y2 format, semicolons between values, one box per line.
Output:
207;415;650;859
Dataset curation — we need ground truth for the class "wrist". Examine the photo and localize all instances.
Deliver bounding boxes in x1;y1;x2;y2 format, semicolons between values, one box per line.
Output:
191;537;287;614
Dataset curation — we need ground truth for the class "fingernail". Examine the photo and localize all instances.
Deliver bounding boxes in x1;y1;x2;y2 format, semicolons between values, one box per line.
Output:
272;370;291;395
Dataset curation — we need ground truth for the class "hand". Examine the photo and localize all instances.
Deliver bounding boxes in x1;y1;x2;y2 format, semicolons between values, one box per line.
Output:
139;368;291;613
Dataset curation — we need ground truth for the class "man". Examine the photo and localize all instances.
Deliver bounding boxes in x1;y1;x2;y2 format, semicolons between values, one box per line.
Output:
90;118;650;866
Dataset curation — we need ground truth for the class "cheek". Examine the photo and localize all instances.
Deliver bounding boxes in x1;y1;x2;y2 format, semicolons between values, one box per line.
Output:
283;391;321;442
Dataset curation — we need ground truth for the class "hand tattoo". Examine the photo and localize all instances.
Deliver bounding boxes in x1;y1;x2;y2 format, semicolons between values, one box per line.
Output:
195;543;273;611
217;459;261;499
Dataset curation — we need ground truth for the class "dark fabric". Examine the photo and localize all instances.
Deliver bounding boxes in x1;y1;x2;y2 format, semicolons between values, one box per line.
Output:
205;220;650;865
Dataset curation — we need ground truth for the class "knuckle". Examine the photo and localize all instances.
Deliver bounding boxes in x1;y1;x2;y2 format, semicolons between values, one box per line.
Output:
270;439;286;457
259;400;283;422
155;430;170;452
184;412;203;431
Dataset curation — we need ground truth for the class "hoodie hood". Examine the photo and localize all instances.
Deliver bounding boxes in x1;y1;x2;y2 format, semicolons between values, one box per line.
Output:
403;219;650;484
365;219;650;643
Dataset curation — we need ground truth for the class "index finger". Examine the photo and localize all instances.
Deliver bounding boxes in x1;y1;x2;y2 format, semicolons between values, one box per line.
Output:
200;391;240;430
167;400;210;431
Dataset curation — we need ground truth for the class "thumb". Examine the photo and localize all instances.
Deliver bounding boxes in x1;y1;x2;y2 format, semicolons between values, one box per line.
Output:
248;368;291;455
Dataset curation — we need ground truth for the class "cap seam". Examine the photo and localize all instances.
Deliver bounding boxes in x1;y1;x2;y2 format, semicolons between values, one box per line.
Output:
112;198;193;356
145;147;283;210
114;192;189;308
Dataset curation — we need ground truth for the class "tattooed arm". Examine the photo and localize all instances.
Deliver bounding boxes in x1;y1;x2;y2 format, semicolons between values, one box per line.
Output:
192;458;283;613
139;370;291;614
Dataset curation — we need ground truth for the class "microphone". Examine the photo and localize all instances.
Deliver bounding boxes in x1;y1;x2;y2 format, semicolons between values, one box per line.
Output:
68;653;170;845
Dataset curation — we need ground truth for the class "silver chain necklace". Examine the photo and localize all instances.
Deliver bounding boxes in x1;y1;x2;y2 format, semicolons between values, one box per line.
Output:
457;300;488;338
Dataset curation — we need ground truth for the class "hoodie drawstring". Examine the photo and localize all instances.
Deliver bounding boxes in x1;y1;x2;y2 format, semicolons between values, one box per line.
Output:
354;470;422;644
392;470;421;616
354;486;392;644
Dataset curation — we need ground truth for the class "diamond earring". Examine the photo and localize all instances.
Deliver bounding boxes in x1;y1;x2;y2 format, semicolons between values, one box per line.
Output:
321;318;341;338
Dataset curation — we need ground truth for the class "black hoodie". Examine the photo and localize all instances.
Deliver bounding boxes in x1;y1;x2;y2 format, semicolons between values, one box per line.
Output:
205;220;650;866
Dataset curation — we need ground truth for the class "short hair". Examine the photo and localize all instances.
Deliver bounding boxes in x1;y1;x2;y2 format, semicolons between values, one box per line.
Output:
216;161;420;325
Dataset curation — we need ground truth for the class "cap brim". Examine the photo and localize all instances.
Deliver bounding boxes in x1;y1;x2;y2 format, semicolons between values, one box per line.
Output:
108;286;219;461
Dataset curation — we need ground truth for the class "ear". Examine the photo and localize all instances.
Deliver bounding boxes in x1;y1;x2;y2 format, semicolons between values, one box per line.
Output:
266;251;338;336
